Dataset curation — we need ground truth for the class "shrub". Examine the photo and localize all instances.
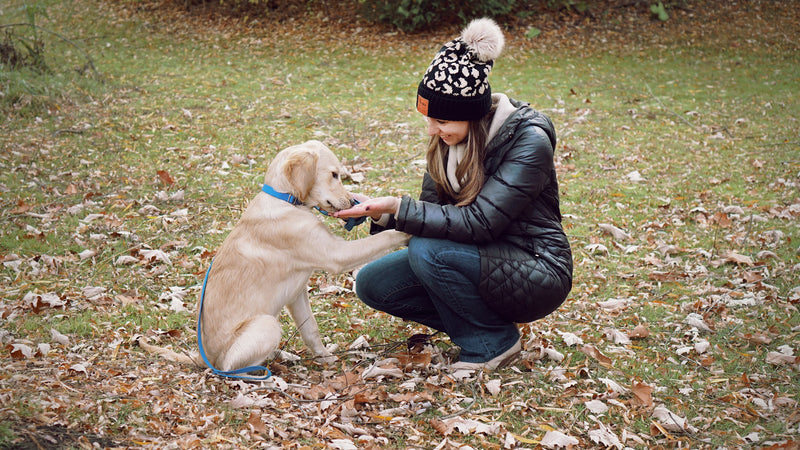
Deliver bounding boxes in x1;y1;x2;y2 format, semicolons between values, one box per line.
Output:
359;0;518;32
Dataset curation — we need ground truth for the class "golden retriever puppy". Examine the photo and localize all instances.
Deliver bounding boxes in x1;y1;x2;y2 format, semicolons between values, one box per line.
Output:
139;140;409;372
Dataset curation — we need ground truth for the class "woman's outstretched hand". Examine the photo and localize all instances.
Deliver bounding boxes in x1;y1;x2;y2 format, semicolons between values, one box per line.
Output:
335;196;401;220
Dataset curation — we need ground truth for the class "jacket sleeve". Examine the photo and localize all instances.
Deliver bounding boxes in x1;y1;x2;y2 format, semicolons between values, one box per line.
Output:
395;124;555;244
368;171;440;235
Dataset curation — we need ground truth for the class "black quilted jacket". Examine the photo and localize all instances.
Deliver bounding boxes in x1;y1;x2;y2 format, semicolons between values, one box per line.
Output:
374;97;572;323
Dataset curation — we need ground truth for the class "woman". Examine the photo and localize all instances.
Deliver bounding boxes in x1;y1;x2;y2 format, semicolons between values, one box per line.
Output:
335;18;572;371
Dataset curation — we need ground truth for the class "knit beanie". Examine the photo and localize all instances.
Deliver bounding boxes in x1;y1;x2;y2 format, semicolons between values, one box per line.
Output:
416;18;505;121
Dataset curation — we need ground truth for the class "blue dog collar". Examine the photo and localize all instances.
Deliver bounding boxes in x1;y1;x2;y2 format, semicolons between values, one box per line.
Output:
261;184;366;231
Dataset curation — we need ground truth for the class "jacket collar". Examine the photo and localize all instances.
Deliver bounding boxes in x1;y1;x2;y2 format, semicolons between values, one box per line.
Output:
487;93;518;143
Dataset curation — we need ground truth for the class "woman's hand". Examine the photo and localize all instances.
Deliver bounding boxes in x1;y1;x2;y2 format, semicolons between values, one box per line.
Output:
350;192;371;204
335;196;400;220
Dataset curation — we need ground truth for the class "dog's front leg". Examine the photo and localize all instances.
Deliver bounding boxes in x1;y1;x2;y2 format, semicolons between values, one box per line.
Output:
286;291;337;364
322;230;410;274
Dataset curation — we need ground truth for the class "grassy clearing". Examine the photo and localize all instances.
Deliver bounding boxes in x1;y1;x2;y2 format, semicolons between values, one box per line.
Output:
1;0;799;448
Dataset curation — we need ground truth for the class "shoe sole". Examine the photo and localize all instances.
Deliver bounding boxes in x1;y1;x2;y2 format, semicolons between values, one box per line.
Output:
492;350;521;370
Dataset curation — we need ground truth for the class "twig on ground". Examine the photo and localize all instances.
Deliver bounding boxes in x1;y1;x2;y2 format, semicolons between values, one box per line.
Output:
644;82;696;129
440;379;480;419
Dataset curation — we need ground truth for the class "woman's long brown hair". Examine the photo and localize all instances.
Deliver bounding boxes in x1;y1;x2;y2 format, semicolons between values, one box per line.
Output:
425;105;497;206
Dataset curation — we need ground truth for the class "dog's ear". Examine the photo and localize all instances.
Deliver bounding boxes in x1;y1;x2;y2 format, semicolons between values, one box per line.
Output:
282;149;318;202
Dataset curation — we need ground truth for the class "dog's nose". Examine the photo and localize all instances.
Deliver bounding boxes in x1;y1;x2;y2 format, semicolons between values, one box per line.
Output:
349;198;357;207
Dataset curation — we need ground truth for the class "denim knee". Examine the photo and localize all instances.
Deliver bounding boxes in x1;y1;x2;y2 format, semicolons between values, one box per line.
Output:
355;257;384;310
355;248;419;311
407;237;480;286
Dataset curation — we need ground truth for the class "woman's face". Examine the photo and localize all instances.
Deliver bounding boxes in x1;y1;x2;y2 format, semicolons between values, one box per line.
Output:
425;117;469;146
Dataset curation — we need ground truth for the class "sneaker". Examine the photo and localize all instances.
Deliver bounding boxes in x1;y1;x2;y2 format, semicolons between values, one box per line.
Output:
448;337;522;372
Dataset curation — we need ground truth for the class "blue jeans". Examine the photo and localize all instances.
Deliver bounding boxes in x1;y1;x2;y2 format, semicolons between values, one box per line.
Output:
355;236;520;363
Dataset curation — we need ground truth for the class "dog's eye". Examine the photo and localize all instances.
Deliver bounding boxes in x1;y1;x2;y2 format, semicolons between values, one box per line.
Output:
332;172;339;179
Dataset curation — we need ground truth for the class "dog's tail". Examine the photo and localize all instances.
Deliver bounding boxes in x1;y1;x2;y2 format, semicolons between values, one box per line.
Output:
135;335;206;368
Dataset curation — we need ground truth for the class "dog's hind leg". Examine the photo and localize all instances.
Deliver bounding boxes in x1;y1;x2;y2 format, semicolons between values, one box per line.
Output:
217;315;282;372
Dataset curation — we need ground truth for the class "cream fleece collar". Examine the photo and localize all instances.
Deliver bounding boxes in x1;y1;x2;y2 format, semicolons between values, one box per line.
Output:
447;93;516;192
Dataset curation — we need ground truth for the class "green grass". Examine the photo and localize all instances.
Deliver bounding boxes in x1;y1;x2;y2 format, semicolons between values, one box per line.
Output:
1;0;799;448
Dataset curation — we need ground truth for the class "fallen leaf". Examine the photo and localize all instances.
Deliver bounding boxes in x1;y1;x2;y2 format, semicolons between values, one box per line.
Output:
348;335;370;349
69;363;89;375
329;438;357;450
508;432;540;445
50;328;70;346
584;399;609;414
115;255;139;265
246;411;267;434
596;297;630;312
78;249;97;260
36;343;51;357
756;250;778;260
584;243;609;255
766;352;800;367
440;417;502;436
485;379;502;397
651;405;698;433
24;292;67;312
540;430;579;448
558;330;584;346
739;332;772;345
544;347;565;362
9;343;33;359
82;286;106;300
598;223;632;241
115;292;141;306
628;324;650;339
721;250;754;266
361;364;403;380
656;243;681;256
430;418;450;436
580;345;612;368
588;424;623;449
626;170;646;182
604;327;631;345
631;382;654;407
741;270;763;283
157;169;175;185
685;313;714;333
139;249;172;266
712;211;732;227
694;339;710;354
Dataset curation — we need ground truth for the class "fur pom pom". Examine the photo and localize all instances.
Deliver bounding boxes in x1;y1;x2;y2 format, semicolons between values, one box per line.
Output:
461;18;504;62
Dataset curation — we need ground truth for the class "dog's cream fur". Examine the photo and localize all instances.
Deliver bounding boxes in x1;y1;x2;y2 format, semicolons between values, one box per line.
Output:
139;140;408;371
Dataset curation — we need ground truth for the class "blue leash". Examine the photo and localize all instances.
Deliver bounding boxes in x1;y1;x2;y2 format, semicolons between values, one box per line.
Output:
195;185;367;381
196;261;272;381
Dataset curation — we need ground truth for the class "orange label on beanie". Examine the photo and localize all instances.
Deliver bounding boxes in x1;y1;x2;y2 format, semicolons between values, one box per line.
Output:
417;95;429;116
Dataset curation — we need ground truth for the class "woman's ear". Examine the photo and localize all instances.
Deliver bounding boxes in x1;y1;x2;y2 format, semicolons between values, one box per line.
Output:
282;149;318;203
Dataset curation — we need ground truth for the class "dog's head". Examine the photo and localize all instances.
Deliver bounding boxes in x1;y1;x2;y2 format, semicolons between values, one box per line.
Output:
265;140;354;212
